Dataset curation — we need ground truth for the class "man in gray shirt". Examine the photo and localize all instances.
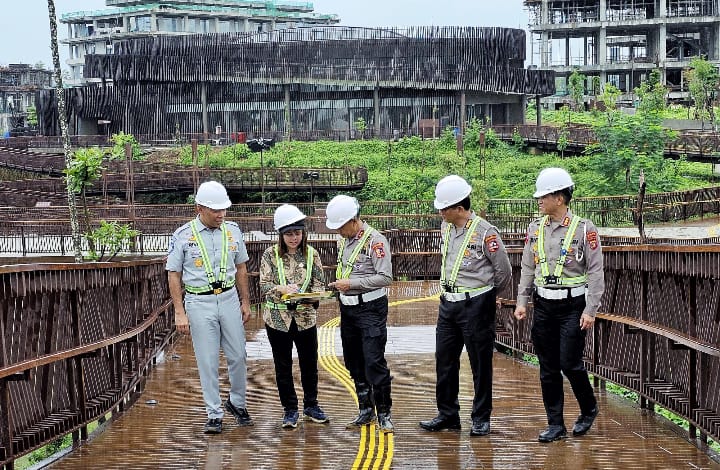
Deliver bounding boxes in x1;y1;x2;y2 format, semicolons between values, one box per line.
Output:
166;181;253;434
326;195;394;433
420;175;512;437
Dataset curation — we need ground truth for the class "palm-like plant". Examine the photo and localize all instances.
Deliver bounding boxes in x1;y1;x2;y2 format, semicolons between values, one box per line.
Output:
47;0;82;261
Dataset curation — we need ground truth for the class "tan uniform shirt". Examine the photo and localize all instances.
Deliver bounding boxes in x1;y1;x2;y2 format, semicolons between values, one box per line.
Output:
517;210;605;316
440;213;512;297
337;222;392;295
259;245;325;332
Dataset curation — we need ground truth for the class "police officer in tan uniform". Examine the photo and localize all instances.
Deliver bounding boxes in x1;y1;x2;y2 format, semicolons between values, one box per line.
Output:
514;168;604;442
325;195;395;433
419;175;512;437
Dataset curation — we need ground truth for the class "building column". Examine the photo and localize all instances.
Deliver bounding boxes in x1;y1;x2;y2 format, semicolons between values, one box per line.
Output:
373;86;380;136
658;24;667;66
598;28;607;65
541;32;550;67
150;14;157;32
565;34;570;67
541;0;549;24
284;85;291;135
599;0;607;21
201;82;208;136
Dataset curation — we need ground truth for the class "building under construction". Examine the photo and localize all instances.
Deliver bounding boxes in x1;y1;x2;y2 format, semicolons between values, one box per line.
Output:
525;0;720;102
37;26;554;137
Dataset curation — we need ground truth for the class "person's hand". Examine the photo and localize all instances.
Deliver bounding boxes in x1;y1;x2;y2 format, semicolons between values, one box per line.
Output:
328;279;351;292
580;313;595;330
241;302;251;324
175;309;190;335
278;284;299;295
514;305;527;321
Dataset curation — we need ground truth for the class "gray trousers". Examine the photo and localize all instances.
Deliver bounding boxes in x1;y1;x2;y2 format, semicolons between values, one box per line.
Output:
185;290;248;419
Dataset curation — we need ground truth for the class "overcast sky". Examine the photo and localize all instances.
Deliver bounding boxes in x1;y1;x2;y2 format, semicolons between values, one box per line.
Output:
0;0;529;67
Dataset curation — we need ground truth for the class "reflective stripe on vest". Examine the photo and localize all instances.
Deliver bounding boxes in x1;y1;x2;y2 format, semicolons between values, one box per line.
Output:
184;220;236;294
336;228;375;280
536;215;588;286
266;246;315;311
440;217;482;291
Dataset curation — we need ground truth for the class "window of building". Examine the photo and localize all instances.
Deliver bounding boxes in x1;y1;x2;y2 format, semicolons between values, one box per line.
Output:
158;16;184;32
218;20;236;33
129;16;152;32
188;18;211;33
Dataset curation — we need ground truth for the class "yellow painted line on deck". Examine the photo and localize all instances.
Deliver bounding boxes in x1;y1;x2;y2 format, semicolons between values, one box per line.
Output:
318;294;437;469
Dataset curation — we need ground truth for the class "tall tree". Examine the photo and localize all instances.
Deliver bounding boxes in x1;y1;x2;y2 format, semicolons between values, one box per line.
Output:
685;57;719;130
47;0;82;261
635;69;667;116
568;69;586;111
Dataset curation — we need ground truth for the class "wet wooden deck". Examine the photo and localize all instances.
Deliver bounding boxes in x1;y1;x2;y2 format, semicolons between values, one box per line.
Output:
51;283;719;469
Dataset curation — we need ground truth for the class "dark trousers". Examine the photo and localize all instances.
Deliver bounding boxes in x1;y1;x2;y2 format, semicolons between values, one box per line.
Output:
435;289;496;421
266;319;319;412
340;297;392;391
531;294;597;426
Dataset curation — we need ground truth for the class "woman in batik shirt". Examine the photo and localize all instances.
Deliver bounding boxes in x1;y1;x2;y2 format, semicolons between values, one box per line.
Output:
259;204;329;429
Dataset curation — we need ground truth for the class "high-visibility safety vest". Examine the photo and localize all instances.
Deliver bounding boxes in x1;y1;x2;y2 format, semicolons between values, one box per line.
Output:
536;215;588;286
336;228;374;280
184;220;236;294
440;217;491;295
266;246;315;311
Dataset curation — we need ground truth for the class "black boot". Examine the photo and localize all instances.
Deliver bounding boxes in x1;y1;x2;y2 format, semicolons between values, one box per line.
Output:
375;385;394;433
346;382;376;428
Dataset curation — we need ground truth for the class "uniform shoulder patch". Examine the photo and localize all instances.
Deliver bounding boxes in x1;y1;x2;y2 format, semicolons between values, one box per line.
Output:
371;242;386;258
587;231;599;250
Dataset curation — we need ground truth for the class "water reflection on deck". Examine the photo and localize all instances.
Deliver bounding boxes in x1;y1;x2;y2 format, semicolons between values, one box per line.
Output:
51;282;719;469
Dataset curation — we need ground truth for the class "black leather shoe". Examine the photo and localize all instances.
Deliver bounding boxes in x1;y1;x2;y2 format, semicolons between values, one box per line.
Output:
538;425;567;442
419;415;461;432
572;407;599;436
469;419;490;436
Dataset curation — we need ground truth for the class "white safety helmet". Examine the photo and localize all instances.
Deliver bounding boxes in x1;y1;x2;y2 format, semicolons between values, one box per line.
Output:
325;195;360;229
434;175;473;210
274;204;306;233
195;181;231;209
533;167;574;198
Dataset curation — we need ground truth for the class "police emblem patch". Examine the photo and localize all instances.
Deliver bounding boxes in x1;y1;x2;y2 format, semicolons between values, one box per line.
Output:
372;242;386;258
194;258;203;267
587;231;599;250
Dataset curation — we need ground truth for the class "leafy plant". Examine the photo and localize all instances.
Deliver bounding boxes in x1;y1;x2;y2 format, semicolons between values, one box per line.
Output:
108;132;143;161
685;57;719;129
354;116;367;139
85;220;140;262
568;69;586;111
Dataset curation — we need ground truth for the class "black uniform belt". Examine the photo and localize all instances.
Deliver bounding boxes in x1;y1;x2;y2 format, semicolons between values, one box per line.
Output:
187;285;234;295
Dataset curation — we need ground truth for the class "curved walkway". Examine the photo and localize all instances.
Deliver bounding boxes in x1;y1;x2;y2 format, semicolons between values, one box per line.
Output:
50;283;719;469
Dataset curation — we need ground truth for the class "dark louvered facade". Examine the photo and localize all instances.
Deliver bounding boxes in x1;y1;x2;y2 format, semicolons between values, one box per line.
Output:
38;26;555;137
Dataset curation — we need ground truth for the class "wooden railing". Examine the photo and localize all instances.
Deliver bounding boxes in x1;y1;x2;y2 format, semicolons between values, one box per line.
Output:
0;259;173;467
496;245;720;448
493;124;720;163
1;240;719;467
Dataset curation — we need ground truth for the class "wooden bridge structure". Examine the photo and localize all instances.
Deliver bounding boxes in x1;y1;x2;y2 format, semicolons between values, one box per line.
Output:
0;234;719;468
0;147;367;207
493;124;720;163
